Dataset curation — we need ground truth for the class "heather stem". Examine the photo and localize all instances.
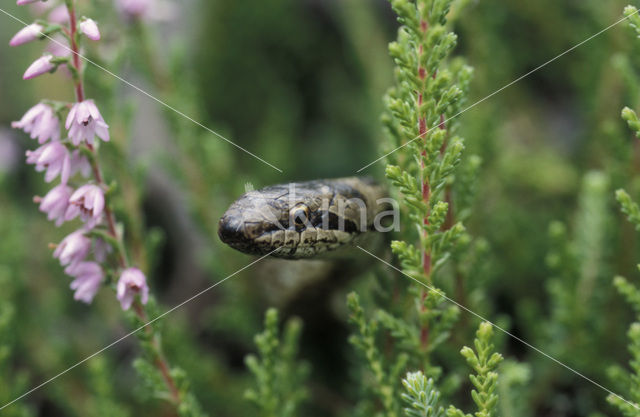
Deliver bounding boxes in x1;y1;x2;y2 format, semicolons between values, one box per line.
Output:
133;302;181;403
417;15;431;352
67;2;84;102
65;0;181;405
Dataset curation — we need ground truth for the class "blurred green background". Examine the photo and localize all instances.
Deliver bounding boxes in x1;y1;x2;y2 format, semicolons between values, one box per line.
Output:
2;0;640;416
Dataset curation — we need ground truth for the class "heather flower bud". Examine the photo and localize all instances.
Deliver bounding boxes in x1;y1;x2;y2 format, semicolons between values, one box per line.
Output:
9;23;44;47
48;5;70;24
23;54;56;80
79;18;100;41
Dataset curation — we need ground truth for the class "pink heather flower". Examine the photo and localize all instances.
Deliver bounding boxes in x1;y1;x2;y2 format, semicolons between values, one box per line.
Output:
11;103;60;144
29;1;51;16
23;54;56;80
65;261;103;303
9;23;43;47
65;100;110;146
116;0;150;19
79;18;100;41
54;230;91;266
26;141;71;184
16;0;41;5
48;5;69;24
46;36;71;57
38;184;72;226
66;184;105;228
94;238;112;262
116;268;149;310
70;150;92;178
45;36;72;78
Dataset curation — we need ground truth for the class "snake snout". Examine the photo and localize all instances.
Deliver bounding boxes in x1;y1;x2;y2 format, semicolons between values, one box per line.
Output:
218;216;247;246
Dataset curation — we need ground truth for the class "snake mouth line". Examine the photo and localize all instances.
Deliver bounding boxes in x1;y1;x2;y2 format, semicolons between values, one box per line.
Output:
218;216;363;256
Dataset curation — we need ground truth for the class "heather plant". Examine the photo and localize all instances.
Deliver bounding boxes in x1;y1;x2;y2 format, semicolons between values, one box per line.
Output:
7;0;203;414
347;0;502;415
608;9;640;413
544;171;613;373
400;322;502;417
607;187;640;414
245;308;309;417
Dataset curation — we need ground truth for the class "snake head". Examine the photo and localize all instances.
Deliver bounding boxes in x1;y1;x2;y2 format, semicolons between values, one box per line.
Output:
218;188;290;255
218;178;389;259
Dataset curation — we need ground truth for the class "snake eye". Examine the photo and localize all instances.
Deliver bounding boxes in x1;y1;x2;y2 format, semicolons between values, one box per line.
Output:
290;205;310;228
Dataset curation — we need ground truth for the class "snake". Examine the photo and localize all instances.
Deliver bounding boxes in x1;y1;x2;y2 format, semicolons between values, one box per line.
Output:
218;177;389;259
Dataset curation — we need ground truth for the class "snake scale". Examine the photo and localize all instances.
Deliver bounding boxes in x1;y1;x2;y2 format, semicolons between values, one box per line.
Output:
218;177;389;259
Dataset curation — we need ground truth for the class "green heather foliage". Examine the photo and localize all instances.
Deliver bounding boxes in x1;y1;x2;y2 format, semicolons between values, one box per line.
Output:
0;271;33;417
400;323;502;417
347;1;505;416
401;372;446;417
245;309;309;417
609;6;640;416
608;190;640;414
447;323;503;417
544;171;613;375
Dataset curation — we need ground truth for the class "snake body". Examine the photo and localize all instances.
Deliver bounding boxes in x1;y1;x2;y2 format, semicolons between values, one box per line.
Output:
218;177;388;259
